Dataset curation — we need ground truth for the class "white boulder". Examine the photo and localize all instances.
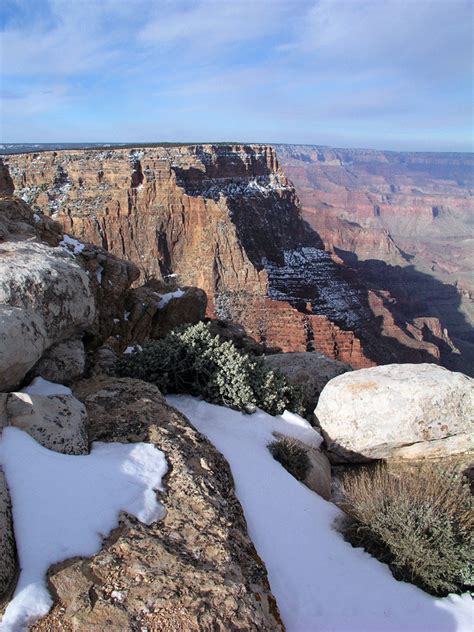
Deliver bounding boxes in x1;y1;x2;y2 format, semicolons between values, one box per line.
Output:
0;241;94;390
315;363;474;461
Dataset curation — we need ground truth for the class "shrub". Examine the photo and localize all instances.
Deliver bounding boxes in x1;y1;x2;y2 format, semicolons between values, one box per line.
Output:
339;463;473;596
117;321;304;416
268;437;311;481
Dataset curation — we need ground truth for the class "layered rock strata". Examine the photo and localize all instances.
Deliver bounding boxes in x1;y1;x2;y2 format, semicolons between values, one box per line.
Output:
3;145;451;368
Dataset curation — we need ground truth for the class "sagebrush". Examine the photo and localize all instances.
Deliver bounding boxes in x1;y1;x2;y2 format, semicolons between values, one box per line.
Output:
339;463;473;596
268;437;311;481
117;321;304;416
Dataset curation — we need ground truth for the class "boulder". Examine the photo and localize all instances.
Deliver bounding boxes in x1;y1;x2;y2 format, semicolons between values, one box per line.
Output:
0;240;95;390
6;392;88;455
30;338;86;385
32;377;282;631
0;197;35;240
264;351;352;416
315;363;474;461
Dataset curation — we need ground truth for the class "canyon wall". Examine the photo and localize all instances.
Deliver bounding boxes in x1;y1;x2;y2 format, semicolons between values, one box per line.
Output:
276;145;474;375
3;144;459;369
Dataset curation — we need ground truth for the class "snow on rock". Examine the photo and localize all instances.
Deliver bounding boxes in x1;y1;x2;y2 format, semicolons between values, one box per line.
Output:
157;288;185;309
0;427;167;631
124;344;143;354
21;377;72;396
59;234;85;255
168;396;474;632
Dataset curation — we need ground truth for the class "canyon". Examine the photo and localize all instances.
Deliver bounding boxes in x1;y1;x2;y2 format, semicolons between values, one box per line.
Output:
3;144;472;373
276;145;474;375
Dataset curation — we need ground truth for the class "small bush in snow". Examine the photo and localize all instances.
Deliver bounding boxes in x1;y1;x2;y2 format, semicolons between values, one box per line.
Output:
117;322;304;416
339;463;473;596
268;437;311;481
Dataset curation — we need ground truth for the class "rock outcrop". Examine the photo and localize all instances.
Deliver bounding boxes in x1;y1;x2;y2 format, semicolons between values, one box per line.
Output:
315;363;474;461
276;144;474;376
32;377;282;631
264;351;352;416
0;238;95;391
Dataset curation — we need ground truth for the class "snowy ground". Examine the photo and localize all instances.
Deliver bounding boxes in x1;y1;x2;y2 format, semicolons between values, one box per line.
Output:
169;396;473;632
0;421;167;631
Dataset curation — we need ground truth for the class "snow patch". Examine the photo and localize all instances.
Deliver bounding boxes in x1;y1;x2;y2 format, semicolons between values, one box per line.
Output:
157;288;185;308
124;344;143;354
168;396;473;632
0;428;167;631
59;234;85;256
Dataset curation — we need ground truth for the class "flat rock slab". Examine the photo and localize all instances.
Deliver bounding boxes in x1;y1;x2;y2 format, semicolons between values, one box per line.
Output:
32;377;283;631
315;363;474;461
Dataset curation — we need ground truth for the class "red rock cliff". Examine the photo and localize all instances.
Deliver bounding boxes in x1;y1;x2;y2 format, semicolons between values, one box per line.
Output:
3;144;453;369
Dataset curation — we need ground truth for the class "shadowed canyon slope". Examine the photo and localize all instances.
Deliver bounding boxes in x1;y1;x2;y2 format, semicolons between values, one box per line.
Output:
3;144;471;372
276;145;474;375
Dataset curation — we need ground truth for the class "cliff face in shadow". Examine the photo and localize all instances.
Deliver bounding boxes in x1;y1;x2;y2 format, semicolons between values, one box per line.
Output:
3;144;471;372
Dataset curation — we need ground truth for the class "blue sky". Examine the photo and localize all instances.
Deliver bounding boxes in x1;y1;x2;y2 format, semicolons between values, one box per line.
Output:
0;0;472;150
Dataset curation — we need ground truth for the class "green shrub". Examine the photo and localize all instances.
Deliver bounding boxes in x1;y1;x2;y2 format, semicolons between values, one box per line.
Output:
268;437;311;481
339;464;473;596
117;321;304;416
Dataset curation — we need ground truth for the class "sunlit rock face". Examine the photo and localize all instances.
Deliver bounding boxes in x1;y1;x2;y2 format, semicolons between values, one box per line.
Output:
276;144;474;375
4;144;466;370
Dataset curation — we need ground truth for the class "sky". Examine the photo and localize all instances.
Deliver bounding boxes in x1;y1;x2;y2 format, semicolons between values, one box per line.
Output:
0;0;472;151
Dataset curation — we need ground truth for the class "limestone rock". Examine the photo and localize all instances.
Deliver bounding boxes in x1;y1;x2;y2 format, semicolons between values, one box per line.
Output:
0;239;94;390
315;363;474;461
31;338;86;385
6;392;88;455
33;376;282;631
264;351;352;416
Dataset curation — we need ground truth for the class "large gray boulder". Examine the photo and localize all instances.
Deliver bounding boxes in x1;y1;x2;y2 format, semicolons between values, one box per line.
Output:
315;363;474;461
0;240;94;391
264;351;351;416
